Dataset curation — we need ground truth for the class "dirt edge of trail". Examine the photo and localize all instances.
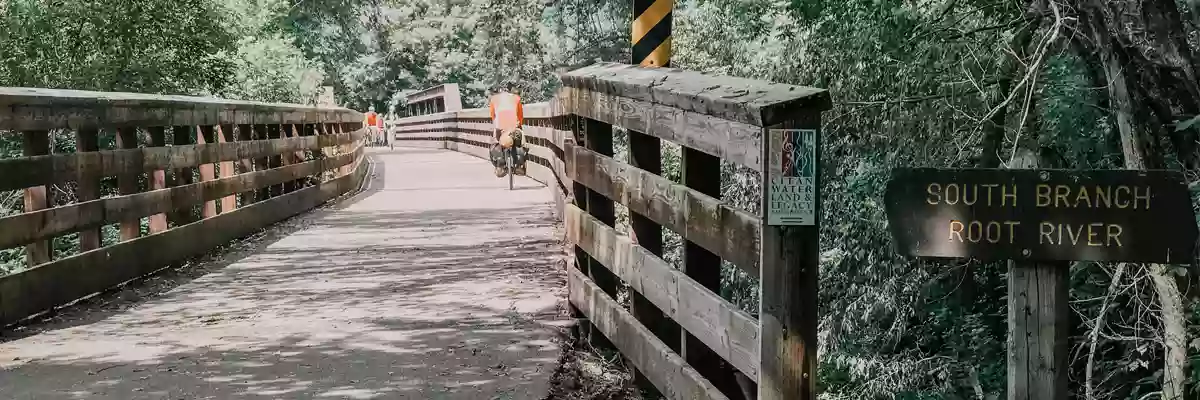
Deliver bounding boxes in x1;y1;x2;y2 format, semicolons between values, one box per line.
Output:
543;219;644;400
543;327;643;400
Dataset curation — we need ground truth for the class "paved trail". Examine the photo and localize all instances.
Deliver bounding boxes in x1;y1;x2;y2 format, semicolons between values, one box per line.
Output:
0;148;568;399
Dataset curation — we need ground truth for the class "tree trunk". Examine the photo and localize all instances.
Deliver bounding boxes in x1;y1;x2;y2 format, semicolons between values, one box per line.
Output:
1076;2;1193;397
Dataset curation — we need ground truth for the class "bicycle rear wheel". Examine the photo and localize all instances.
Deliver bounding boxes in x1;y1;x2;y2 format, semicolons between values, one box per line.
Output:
507;149;514;190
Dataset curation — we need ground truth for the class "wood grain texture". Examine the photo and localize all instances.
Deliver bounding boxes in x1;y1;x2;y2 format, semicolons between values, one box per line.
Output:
559;62;831;127
565;204;760;383
568;145;759;276
197;126;219;219
145;127;169;233
0;145;360;251
217;125;238;211
559;86;762;172
0;131;360;191
1007;262;1069;400
21;131;51;267
567;266;731;400
116;127;141;241
74;128;101;251
758;118;820;400
0;87;361;131
0;141;369;327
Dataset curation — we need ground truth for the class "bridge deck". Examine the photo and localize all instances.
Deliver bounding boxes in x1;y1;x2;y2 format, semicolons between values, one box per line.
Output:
0;148;568;399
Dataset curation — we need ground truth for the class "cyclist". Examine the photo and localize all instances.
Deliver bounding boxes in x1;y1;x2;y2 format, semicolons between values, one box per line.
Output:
364;105;381;145
488;83;528;177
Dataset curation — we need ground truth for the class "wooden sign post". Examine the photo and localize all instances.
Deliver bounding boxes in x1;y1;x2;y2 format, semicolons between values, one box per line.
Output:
760;124;821;400
884;168;1197;400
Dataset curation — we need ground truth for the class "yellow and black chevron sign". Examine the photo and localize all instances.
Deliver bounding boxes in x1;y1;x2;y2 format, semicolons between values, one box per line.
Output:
632;0;673;67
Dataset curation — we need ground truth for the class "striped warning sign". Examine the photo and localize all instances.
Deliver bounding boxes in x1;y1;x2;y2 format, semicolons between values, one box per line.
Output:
632;0;673;67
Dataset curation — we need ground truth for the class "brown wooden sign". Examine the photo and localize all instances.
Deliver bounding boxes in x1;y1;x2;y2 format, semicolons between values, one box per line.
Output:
884;168;1197;263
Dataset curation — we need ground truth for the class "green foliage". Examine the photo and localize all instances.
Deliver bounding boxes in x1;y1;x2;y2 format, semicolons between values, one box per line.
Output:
1;0;1196;398
224;35;326;103
0;0;237;93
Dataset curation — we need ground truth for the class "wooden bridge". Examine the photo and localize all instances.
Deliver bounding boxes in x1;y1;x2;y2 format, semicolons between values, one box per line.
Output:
0;63;830;400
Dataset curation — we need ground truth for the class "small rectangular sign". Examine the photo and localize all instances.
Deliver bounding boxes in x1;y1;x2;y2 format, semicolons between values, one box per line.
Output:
884;168;1197;263
766;129;818;226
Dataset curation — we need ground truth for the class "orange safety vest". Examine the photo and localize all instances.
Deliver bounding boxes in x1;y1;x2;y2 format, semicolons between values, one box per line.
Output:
489;93;523;133
365;111;378;127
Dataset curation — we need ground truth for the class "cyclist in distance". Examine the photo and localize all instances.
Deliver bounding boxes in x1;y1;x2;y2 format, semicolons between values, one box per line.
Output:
364;105;382;145
488;82;527;177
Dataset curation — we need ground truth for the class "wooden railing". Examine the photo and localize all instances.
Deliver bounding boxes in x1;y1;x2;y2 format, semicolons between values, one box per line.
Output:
390;62;831;400
390;99;573;216
0;88;368;326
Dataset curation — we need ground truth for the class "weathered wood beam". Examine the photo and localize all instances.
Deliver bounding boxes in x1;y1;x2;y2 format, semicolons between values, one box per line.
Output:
0;87;361;131
0;145;359;251
217;124;237;212
74;128;101;251
566;204;760;382
115;127;141;241
559;86;763;173
145;127;169;234
559;62;830;127
0;155;369;327
567;266;730;400
0;131;359;192
22;131;52;267
567;145;760;276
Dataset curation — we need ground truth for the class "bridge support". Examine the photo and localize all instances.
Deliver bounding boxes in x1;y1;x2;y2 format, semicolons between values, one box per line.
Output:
116;127;143;240
22;131;52;267
74;129;101;251
146;127;169;233
170;126;198;227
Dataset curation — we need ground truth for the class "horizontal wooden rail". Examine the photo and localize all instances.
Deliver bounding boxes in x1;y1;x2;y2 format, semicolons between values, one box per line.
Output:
559;62;828;127
0;141;363;250
567;267;729;400
566;144;760;276
0;87;361;131
0;87;368;327
0;132;359;192
565;204;760;381
0;155;368;326
558;86;763;172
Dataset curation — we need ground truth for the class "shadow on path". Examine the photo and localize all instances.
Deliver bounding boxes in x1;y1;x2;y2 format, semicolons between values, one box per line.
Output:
1;148;567;400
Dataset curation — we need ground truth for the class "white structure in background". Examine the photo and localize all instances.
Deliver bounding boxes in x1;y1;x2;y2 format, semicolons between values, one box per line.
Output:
386;84;464;148
317;86;336;107
403;84;463;116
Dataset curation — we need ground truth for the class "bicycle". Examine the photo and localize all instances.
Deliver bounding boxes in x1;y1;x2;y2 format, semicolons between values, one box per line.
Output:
497;129;524;190
505;145;515;190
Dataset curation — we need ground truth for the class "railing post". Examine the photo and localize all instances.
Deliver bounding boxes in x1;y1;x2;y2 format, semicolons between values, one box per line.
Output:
759;114;824;400
253;124;270;201
627;129;679;396
74;128;101;251
303;123;319;186
580;116;619;351
170;126;197;227
116;127;142;240
281;124;296;194
146;127;169;233
237;124;258;205
217;124;237;212
267;124;284;197
681;146;746;398
22;130;52;266
196;125;218;218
